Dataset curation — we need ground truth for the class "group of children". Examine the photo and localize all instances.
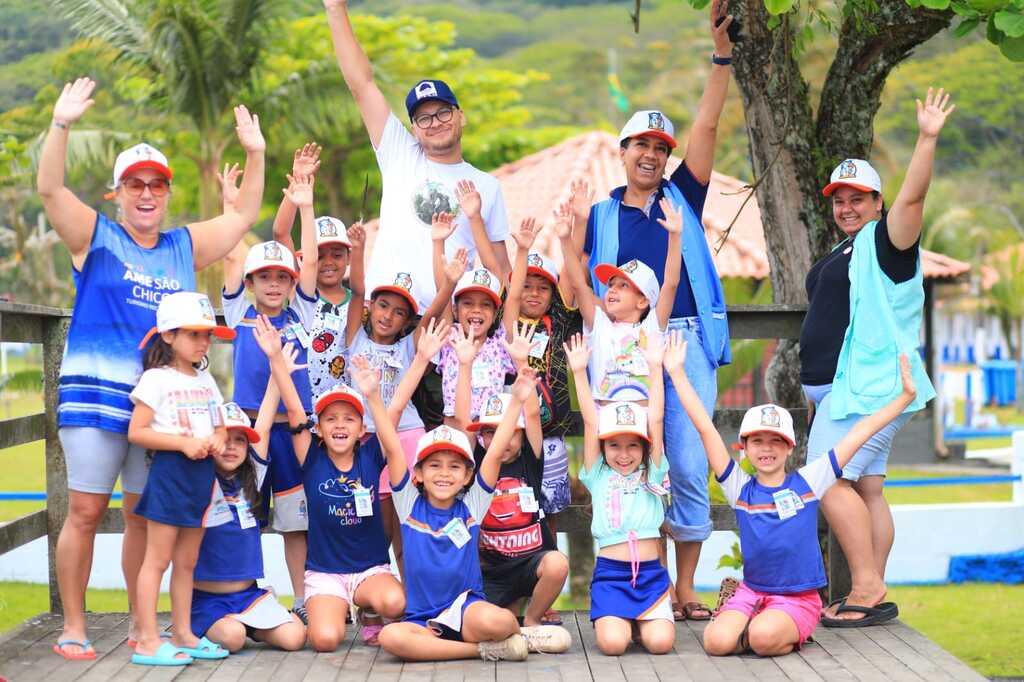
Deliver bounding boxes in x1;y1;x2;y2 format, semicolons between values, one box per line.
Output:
122;144;918;667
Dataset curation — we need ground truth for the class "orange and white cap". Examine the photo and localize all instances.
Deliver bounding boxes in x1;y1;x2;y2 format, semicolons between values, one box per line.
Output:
466;392;525;432
525;252;558;286
739;403;796;446
220;402;260;443
454;267;503;308
138;291;235;349
315;216;352;249
619;110;677;149
313;384;365;418
112;143;172;187
244;241;299;278
371;271;419;315
415;424;474;465
598;401;650;442
822;159;882;196
594;258;660;308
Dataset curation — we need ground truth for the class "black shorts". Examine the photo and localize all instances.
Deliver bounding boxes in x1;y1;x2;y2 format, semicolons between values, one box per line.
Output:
481;551;550;607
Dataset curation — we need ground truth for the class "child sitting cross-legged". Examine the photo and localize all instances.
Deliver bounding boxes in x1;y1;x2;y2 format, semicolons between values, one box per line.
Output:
668;337;917;657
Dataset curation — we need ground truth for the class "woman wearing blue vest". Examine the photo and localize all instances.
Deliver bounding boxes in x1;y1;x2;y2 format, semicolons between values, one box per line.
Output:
578;0;735;621
37;77;266;660
800;89;953;627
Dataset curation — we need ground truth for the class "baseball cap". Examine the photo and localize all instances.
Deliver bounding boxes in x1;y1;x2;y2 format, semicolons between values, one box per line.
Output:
739;403;796;446
454;267;503;308
405;80;460;118
313;383;365;418
467;392;526;432
594;258;660;308
112;143;173;187
822;159;882;196
138;291;235;349
315;216;351;249
371;271;419;315
618;110;677;149
220;402;260;443
524;252;558;286
415;424;474;465
598;401;650;442
244;241;299;279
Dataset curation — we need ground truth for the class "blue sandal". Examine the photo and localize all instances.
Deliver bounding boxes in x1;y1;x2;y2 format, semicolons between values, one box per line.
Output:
131;641;193;666
176;636;229;660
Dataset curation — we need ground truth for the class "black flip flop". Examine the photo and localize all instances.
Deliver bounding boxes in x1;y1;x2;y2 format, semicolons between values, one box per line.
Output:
821;601;898;628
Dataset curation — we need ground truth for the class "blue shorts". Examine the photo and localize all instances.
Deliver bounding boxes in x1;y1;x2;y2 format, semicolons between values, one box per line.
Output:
191;584;293;637
803;384;912;480
134;450;219;527
268;422;308;532
663;317;718;542
407;590;486;642
590;557;673;622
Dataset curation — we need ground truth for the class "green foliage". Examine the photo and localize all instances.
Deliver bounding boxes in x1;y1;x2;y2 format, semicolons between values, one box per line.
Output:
716;540;743;570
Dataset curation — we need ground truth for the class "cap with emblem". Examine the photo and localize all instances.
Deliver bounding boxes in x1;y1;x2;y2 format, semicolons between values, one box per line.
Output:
244;241;299;279
466;392;526;432
739;403;796;445
594;258;660;308
371;271;420;315
822;159;882;196
314;216;351;249
415;424;474;464
598;401;651;442
313;383;365;418
454;267;503;308
138;291;235;349
112;143;173;187
404;80;460;118
618;110;677;149
220;402;260;443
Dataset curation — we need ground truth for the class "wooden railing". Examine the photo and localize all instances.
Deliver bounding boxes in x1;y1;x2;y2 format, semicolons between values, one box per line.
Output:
0;301;851;614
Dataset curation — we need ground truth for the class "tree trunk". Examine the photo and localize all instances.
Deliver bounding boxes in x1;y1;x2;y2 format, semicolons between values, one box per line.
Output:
729;0;951;405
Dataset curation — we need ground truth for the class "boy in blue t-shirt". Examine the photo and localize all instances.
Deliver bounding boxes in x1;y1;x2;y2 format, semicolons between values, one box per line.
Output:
666;334;917;657
221;172;320;619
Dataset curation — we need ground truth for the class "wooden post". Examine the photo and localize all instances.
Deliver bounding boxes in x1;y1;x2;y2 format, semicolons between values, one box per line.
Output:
43;315;70;614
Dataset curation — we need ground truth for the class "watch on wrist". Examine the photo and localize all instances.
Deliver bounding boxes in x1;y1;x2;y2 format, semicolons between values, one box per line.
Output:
712;54;733;66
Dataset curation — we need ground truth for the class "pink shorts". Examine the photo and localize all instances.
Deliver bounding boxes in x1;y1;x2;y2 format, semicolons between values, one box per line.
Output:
377;428;424;497
721;581;822;646
304;564;394;604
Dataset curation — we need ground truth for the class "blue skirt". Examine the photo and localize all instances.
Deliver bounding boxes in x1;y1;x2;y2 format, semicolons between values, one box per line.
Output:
590;556;673;622
134;450;221;527
191;584;293;637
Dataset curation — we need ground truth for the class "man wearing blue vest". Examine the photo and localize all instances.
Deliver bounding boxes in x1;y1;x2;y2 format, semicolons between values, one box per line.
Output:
578;0;736;621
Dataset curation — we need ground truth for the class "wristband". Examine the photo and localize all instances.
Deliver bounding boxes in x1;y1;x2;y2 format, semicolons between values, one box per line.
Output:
289;418;313;434
712;54;733;66
52;120;69;130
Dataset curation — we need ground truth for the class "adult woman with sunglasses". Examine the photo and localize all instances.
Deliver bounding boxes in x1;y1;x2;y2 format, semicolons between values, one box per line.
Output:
37;77;266;660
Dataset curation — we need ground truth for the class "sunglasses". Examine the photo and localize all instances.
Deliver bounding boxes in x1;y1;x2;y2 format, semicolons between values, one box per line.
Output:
120;177;171;197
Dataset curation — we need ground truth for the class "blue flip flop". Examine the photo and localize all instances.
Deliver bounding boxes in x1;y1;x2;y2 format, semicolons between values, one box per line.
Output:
176;636;229;660
131;641;193;666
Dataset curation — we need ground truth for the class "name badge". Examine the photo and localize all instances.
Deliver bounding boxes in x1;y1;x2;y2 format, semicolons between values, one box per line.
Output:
209;400;223;428
529;331;550;359
790;490;806;510
322;312;342;333
645;480;669;497
354;488;374;517
471;361;490;389
286;322;311;348
235;499;257;529
443;517;471;548
772;489;798;520
518;486;539;513
617;354;649;376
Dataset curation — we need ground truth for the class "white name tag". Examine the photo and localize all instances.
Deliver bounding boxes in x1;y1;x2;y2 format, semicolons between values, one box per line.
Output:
354;488;374;517
443;517;471;548
518;486;539;513
529;331;549;359
772;489;798;520
471;361;490;389
286;323;310;348
322;312;342;333
235;499;257;529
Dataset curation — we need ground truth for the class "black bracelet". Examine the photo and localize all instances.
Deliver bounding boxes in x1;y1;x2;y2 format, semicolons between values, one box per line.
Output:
289;418;313;434
712;54;733;66
51;120;69;130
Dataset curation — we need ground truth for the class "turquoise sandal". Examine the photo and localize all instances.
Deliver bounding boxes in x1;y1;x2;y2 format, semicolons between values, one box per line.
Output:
176;636;229;660
131;641;193;666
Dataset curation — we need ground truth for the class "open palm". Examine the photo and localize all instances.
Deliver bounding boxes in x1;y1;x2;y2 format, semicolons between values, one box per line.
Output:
916;87;954;138
53;78;96;124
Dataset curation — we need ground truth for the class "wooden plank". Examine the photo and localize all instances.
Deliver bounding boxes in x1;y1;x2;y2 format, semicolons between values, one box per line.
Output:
43;314;70;613
882;621;987;682
394;659;433;682
202;644;267;682
576;610;626;682
683;621;748;681
0;509;47;555
832;627;923;681
0;413;45;449
737;651;790;680
549;612;593;682
809;626;888;681
334;630;381;681
301;620;360;682
772;648;826;681
795;638;856;680
670;619;720;681
47;612;131;682
725;305;805;340
861;626;956;681
0;612;62;679
616;646;659;681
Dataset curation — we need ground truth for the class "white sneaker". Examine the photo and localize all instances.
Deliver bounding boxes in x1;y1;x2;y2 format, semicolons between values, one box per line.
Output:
520;625;572;653
478;633;529;661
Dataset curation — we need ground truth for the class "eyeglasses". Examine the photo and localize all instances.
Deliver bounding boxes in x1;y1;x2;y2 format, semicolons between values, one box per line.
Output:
120;177;171;197
413;107;455;130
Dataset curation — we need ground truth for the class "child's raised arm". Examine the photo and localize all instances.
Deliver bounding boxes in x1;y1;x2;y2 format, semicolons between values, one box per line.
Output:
565;333;599;472
833;354;917;468
252;315;311;462
251;343;306;459
272;143;322;253
351;355;407;489
642;332;666;465
455;179;507;281
344;223;368;345
502;320;543;454
285;173;318;298
431;211;457;293
387;318;450;426
423;245;466;330
478;368;539;488
218;164;246;294
655;198;682;330
555;202;596;328
503;218;540;335
452;322;483;435
664;332;731;477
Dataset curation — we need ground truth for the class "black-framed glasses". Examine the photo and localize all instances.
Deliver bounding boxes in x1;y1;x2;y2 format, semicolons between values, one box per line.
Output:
413;107;455;130
120;177;171;197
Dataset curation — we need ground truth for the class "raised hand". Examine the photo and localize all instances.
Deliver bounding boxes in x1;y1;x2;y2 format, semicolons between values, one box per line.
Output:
348;222;366;250
663;330;688;373
552;201;573;240
642;330;665;369
502;320;537;370
281;341;308;374
252;315;283;357
563;333;590;372
52;77;96;125
283;173;315;209
916;87;954;139
350;354;381;396
656;197;683;234
511;217;540;251
898;353;917;399
217;163;243;208
417;317;450;361
454;179;482;220
569;179;594;223
511;365;540;403
322;0;348;10
451;323;482;366
444;247;469;285
293;143;322;177
431;211;457;242
710;0;735;57
234;105;266;154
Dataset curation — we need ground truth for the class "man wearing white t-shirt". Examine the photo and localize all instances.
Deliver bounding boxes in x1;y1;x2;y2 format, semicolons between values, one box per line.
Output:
323;0;511;312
